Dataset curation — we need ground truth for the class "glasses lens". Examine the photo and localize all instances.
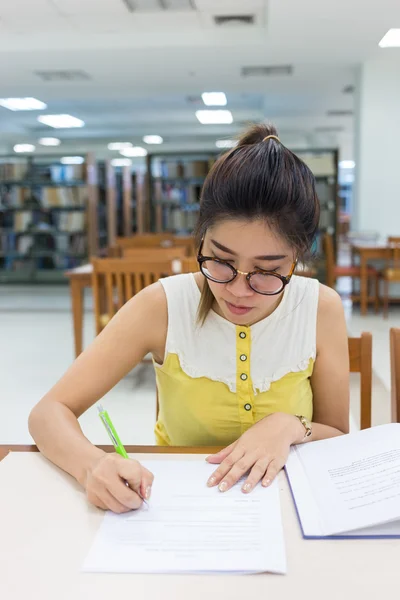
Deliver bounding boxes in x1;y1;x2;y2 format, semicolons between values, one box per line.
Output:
201;259;235;283
249;272;284;294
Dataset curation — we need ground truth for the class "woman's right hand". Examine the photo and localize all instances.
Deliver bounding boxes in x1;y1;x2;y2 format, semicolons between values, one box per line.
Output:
84;453;154;513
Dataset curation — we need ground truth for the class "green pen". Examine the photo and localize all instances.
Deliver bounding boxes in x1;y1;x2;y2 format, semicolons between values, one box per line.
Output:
97;404;148;505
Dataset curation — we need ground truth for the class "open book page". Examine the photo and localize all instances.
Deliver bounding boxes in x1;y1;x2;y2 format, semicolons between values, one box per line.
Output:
83;459;286;574
286;423;400;537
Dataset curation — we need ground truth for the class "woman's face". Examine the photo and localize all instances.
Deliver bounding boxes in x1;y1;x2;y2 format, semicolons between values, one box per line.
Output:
201;219;296;326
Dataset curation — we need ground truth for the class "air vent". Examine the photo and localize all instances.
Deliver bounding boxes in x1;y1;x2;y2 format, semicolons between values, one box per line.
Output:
342;85;355;94
34;70;91;82
214;15;255;26
186;95;203;104
326;110;353;117
241;65;293;77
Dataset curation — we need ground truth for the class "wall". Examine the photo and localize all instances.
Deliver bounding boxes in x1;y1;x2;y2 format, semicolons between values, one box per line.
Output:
354;55;400;239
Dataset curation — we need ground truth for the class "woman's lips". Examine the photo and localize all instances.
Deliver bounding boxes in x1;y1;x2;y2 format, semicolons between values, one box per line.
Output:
225;301;253;316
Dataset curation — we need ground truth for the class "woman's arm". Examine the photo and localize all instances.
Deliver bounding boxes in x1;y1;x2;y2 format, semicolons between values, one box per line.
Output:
28;282;167;511
306;283;350;441
206;284;350;493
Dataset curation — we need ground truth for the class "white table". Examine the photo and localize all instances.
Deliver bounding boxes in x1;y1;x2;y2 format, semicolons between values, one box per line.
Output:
0;450;398;600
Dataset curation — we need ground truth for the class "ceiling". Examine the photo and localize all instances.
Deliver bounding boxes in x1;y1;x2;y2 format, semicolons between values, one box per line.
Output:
0;0;399;160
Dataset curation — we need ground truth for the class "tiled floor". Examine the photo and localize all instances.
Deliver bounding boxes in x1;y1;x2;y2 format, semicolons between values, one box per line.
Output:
0;283;398;445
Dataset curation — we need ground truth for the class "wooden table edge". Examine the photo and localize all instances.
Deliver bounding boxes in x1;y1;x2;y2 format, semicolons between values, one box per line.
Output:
0;445;223;463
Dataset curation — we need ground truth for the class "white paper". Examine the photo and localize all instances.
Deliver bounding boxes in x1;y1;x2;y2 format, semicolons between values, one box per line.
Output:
286;423;400;537
83;459;286;574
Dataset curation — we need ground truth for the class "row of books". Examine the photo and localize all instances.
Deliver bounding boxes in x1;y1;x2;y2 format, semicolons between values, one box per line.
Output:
161;184;199;205
0;186;87;208
161;206;198;232
7;210;86;233
0;162;85;182
0;231;86;268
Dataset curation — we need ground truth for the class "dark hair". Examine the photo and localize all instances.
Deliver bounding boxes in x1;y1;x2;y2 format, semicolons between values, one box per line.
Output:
194;122;320;323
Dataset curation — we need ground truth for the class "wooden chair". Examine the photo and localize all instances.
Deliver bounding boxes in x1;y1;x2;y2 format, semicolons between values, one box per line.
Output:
390;328;400;423
382;237;400;319
114;234;195;256
323;232;379;312
91;258;175;334
116;234;174;248
180;256;199;273
121;246;187;261
348;332;372;429
294;263;317;278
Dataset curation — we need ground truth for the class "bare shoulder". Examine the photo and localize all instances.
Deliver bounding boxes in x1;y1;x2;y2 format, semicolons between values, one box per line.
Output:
316;283;347;351
101;280;168;363
317;282;345;319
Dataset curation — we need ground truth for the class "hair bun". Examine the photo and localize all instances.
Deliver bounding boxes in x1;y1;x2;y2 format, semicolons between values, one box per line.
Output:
237;123;279;146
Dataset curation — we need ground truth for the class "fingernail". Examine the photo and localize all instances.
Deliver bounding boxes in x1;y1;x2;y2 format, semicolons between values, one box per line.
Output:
263;478;271;487
219;481;227;492
207;476;216;487
242;483;252;493
145;486;152;500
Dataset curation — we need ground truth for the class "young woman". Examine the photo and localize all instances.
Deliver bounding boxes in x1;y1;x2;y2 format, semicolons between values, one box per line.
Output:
29;124;349;514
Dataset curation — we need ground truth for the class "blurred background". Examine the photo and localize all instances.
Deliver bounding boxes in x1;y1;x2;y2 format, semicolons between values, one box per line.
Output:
0;0;399;444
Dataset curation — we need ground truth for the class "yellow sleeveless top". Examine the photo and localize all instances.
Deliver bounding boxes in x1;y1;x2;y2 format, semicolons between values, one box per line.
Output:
154;274;319;446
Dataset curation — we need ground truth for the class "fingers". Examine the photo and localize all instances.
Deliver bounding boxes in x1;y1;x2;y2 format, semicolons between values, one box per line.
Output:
100;489;133;514
241;458;269;493
206;441;237;464
86;454;155;513
261;459;281;487
139;465;155;501
207;448;246;489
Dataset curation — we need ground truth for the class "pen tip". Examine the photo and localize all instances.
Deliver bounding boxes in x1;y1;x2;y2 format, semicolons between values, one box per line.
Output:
97;404;104;413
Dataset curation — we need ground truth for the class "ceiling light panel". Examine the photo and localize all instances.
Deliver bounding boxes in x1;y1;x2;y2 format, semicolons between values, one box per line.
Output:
38;114;85;128
202;92;227;106
61;156;85;165
14;144;35;153
143;135;163;144
379;29;400;47
39;138;61;146
120;147;148;157
0;98;47;111
196;110;233;124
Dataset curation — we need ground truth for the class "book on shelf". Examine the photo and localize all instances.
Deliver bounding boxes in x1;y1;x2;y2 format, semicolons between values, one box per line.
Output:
0;162;27;181
14;211;32;232
286;423;400;538
41;186;87;208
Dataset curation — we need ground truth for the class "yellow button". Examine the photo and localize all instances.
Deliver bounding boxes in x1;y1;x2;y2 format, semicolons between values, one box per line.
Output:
244;403;252;411
239;332;246;339
240;373;248;381
240;354;247;361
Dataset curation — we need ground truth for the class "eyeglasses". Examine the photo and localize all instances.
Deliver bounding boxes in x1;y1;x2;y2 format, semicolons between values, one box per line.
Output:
197;239;296;296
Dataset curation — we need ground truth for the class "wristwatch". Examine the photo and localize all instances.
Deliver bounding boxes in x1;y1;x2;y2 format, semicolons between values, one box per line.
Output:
296;415;313;440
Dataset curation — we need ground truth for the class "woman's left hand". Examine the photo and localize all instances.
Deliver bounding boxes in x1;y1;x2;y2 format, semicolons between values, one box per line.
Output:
206;412;304;494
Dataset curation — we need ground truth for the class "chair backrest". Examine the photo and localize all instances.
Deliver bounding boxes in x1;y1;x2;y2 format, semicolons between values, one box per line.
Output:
180;256;199;273
388;237;400;267
348;332;372;429
91;257;175;334
322;233;335;288
116;234;175;249
122;246;187;261
390;328;400;423
294;263;317;278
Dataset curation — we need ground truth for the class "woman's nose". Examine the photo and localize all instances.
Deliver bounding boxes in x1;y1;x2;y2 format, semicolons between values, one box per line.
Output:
226;272;254;297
